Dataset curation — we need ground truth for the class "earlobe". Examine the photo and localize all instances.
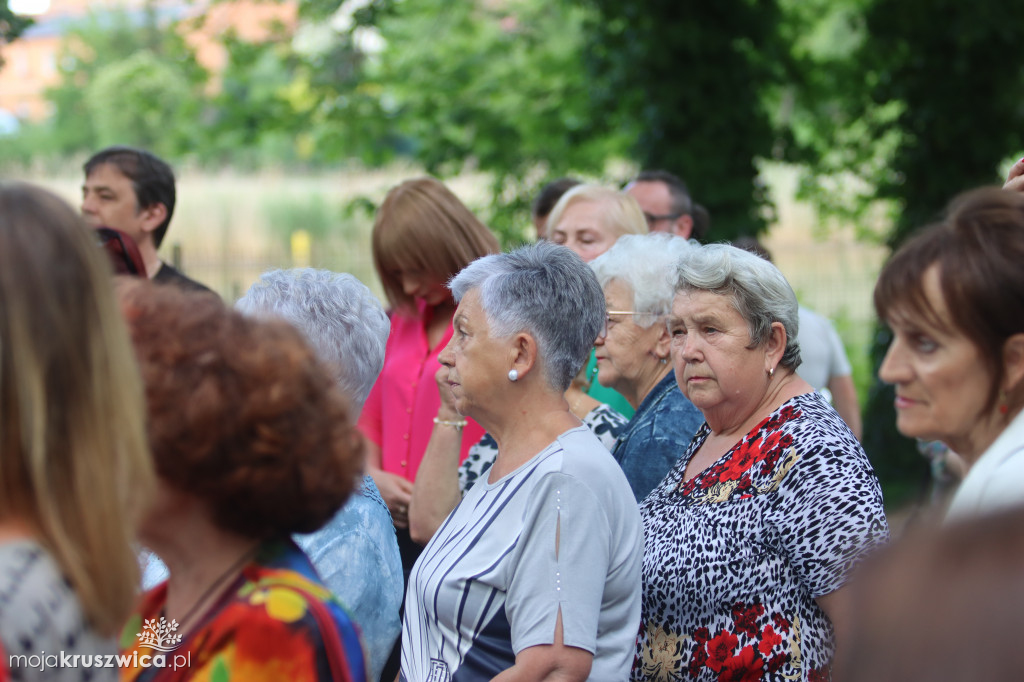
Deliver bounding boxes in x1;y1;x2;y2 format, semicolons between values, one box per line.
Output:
1002;333;1024;394
653;323;672;363
139;203;168;234
766;321;787;364
510;332;538;378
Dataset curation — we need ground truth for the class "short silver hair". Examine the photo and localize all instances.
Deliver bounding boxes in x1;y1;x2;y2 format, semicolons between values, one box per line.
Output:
590;233;694;328
449;241;604;392
235;268;390;415
675;244;801;369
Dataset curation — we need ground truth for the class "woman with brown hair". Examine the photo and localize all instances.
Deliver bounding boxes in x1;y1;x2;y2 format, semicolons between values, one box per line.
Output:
0;183;155;677
358;177;499;564
876;186;1024;520
118;283;367;681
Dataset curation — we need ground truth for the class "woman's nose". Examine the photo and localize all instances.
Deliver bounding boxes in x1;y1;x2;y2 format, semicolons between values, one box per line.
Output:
438;338;455;367
401;275;419;297
878;337;906;385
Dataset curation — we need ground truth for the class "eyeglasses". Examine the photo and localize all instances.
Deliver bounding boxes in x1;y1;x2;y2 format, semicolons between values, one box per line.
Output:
599;310;640;338
642;211;684;227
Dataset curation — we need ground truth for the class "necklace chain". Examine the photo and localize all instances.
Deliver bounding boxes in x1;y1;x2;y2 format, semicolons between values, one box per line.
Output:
170;543;260;633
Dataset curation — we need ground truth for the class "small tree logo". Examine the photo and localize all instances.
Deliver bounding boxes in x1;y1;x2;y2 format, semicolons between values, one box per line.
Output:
137;617;183;652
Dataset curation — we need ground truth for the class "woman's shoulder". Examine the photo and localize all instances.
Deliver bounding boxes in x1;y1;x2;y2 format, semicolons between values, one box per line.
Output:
766;392;857;444
764;393;880;491
551;428;638;499
0;540;116;676
180;563;365;681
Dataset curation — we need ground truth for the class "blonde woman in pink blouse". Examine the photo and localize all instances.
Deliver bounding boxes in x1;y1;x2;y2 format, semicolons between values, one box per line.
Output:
358;177;500;571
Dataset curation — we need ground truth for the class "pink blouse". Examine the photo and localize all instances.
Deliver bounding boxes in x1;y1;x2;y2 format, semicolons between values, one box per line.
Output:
358;302;485;483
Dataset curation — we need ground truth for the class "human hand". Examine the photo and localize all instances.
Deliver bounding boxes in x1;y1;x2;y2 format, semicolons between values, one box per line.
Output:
369;468;414;529
434;365;460;419
1004;157;1024;193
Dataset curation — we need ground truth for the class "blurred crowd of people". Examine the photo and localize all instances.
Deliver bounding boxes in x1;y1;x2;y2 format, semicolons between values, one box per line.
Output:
0;145;1023;682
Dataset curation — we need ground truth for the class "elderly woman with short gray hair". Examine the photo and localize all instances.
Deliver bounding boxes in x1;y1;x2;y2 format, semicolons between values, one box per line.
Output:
590;233;705;501
632;244;887;682
236;268;402;682
402;241;642;682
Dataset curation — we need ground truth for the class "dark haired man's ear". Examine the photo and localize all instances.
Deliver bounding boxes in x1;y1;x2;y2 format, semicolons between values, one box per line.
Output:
138;203;168;236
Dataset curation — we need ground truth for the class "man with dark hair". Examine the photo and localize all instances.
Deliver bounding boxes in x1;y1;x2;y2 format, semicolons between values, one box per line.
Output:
81;146;212;293
625;169;709;241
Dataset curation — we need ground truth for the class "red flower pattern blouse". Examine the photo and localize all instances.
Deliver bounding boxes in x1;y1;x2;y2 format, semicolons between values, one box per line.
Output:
632;393;888;682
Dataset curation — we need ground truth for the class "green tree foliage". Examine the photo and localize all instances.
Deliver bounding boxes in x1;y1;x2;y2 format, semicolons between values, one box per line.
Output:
582;0;790;239
45;7;205;155
200;31;311;165
86;51;191;156
296;0;629;242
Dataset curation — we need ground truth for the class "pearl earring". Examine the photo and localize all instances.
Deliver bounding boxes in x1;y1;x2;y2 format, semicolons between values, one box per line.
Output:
508;369;519;382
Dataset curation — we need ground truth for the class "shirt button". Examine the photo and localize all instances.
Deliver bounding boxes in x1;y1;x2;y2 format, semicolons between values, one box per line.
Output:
403;433;409;440
400;459;407;467
406;407;412;414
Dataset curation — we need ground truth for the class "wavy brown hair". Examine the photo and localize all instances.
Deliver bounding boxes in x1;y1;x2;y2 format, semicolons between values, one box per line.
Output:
372;177;500;312
119;282;364;537
0;182;154;636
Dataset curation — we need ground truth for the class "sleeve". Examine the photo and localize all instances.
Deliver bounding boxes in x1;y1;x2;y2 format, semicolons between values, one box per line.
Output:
357;374;384;447
506;471;610;656
293;496;402;676
825;321;853;378
772;430;889;598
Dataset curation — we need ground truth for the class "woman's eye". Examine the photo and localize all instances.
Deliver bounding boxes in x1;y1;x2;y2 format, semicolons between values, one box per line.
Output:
913;335;937;353
704;327;718;335
551;233;567;244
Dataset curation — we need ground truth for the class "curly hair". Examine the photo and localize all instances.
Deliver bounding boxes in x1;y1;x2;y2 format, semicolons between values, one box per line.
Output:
119;281;364;538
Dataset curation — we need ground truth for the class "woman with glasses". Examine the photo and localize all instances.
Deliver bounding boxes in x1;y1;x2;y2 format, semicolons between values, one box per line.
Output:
632;244;887;681
547;184;648;419
589;233;705;501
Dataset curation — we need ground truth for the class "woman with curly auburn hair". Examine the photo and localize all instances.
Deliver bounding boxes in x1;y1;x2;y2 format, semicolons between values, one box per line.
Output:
117;282;367;682
0;182;154;676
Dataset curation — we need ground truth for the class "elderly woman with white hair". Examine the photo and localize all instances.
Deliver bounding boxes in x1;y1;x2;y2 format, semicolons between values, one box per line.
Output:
589;233;705;501
632;245;888;682
235;268;403;682
402;241;642;681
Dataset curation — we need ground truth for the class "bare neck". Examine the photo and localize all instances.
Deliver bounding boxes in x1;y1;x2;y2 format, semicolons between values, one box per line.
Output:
705;369;809;439
145;509;260;632
627;363;673;410
950;404;1023;468
139;241;163;280
482;386;581;481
